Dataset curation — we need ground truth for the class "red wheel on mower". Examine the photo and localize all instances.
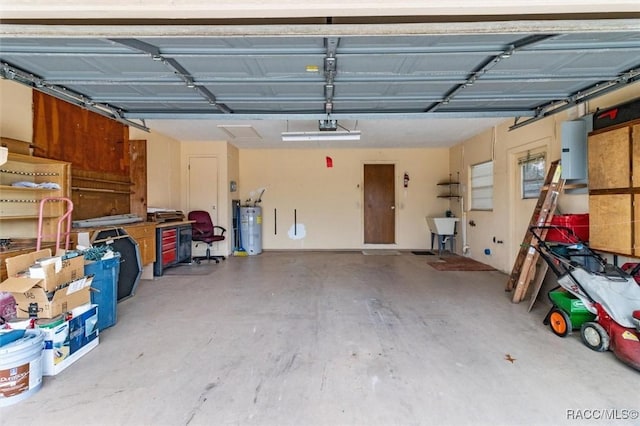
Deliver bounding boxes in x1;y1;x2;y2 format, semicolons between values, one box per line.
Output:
580;322;610;352
549;308;572;337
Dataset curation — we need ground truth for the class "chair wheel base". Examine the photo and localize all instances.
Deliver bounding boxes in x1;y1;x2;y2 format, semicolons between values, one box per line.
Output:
191;255;225;264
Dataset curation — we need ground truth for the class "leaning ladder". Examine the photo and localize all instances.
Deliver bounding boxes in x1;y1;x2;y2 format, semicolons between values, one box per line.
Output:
506;160;564;303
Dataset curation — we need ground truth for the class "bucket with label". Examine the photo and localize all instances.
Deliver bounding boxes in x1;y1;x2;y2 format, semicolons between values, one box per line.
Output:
0;328;44;407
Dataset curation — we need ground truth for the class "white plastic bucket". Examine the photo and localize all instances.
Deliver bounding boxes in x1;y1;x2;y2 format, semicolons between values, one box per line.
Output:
0;329;44;407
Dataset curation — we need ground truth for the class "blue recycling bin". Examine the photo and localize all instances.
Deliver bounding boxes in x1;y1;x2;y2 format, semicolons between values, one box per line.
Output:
85;253;120;331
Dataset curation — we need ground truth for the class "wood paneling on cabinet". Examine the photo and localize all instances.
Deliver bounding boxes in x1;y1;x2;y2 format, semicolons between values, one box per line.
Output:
31;92;147;222
588;120;640;256
71;169;133;220
632;124;640;188
129;140;147;219
33;92;130;175
588;194;632;255
587;126;630;190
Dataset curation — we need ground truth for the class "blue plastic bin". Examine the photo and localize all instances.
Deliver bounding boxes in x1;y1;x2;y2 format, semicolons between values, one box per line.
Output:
85;253;120;331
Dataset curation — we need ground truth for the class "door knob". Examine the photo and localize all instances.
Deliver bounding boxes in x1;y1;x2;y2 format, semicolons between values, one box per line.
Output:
390;205;395;210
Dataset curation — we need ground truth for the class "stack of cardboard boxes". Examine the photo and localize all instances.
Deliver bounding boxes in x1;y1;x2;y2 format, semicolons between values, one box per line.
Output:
0;249;99;375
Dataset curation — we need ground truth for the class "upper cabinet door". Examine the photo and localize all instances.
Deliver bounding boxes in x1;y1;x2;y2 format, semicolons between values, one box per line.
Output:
632;124;640;188
588;126;630;190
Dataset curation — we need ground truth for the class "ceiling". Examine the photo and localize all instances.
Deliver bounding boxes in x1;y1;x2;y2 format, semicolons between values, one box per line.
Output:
1;18;640;148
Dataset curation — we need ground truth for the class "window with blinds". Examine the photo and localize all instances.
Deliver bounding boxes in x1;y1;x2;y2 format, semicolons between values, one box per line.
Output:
470;161;493;211
520;154;546;199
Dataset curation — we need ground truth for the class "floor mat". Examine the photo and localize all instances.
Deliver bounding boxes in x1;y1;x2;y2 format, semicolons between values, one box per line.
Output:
427;255;496;271
362;250;401;256
411;250;435;255
161;262;219;276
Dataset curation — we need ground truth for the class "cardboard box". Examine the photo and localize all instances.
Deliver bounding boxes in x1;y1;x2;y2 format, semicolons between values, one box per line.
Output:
3;249;84;292
0;249;90;318
41;303;99;376
5;276;93;319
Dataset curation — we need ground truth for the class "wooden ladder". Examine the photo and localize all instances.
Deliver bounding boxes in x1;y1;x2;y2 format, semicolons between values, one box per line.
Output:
506;160;565;303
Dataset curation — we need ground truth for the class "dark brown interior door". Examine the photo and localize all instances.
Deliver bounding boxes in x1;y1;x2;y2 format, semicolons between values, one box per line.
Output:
364;164;395;244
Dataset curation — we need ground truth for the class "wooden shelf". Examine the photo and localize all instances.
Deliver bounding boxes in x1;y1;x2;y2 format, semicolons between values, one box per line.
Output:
437;172;461;199
0;214;59;220
0;169;60;177
72;176;133;186
0;185;58;192
71;186;133;194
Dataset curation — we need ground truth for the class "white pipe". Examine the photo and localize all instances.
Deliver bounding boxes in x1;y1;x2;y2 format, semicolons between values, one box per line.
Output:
461;196;469;255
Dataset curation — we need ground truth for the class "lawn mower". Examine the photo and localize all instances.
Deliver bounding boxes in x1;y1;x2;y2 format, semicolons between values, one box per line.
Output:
530;225;640;371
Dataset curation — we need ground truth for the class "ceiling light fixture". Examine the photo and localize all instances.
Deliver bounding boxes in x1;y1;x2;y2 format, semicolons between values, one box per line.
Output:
282;131;361;142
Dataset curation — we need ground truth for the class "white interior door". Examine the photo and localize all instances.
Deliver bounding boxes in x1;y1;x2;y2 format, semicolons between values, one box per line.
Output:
188;156;219;224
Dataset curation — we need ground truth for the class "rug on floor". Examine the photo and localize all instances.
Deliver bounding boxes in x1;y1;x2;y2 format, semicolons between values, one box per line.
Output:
161;262;219;276
427;255;496;271
362;250;401;255
411;250;435;255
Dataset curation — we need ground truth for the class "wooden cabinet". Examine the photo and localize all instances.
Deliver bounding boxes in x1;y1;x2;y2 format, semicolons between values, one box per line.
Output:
69;221;156;266
588;122;640;256
121;222;156;266
0;152;71;241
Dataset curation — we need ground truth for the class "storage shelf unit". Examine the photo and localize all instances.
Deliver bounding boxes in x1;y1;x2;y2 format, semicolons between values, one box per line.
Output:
0;152;70;240
437;172;461;199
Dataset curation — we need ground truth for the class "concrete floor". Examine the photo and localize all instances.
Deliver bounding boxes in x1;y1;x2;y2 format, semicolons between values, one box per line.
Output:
1;251;638;425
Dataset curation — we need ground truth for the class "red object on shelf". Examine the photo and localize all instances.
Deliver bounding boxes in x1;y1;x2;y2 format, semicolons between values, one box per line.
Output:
545;214;589;243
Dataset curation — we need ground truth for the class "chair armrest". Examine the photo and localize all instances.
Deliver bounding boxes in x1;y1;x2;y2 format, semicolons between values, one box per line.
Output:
213;225;226;236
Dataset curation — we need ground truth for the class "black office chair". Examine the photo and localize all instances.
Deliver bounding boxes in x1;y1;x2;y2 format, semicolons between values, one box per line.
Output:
188;210;226;263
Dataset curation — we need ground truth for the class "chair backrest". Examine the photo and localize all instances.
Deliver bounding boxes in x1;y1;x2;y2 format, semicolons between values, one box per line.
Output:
188;210;214;239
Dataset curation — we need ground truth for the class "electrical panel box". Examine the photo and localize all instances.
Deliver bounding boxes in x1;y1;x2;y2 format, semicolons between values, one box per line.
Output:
561;117;591;180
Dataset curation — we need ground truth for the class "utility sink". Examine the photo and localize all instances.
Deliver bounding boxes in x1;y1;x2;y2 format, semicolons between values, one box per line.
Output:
426;217;459;235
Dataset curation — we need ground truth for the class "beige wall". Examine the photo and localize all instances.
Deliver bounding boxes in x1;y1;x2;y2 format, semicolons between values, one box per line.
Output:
130;128;182;210
239;148;450;250
451;81;640;273
0;80;33;142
